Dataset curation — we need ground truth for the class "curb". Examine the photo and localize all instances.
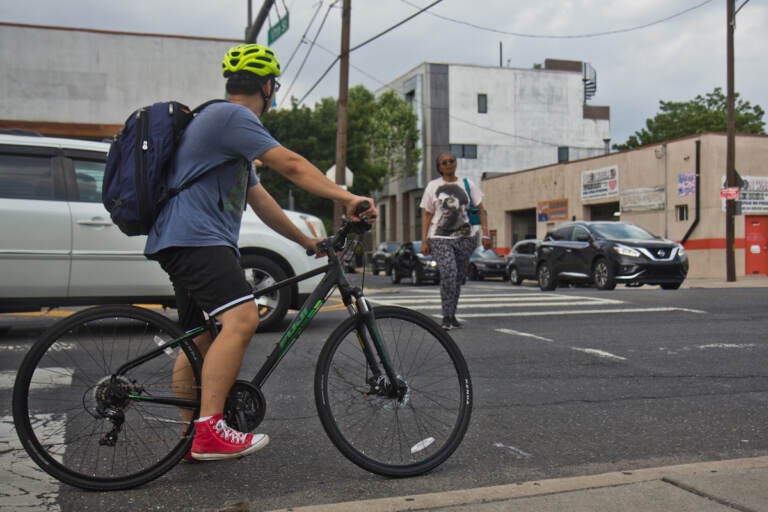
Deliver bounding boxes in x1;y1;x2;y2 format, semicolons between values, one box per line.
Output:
262;456;768;512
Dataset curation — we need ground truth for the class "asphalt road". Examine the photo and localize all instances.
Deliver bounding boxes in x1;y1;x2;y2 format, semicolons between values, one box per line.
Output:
2;275;767;511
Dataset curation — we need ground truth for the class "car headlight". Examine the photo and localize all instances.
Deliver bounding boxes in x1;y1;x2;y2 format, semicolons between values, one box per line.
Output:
677;244;686;257
427;260;437;268
613;244;641;258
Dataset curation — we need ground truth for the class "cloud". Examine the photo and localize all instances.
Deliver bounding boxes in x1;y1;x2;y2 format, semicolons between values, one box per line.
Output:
1;0;766;145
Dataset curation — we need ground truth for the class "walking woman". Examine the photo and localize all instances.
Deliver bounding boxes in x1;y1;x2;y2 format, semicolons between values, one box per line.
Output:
420;152;491;330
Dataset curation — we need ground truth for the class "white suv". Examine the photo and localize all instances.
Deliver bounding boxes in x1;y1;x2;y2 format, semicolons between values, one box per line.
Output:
0;133;327;330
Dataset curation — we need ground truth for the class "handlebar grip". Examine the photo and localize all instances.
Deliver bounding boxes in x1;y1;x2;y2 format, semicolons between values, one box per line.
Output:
354;200;370;217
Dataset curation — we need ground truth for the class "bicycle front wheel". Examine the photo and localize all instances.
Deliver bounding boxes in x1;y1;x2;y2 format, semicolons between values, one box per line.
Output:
12;305;202;491
315;306;472;477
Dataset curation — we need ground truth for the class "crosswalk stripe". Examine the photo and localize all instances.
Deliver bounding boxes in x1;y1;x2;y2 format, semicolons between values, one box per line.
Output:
0;368;73;391
441;307;706;318
369;296;622;306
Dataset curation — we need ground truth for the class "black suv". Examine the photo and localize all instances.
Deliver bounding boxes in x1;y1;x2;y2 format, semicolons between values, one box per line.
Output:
536;221;688;291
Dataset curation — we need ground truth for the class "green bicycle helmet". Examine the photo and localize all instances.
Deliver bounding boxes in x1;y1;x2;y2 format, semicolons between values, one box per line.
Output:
222;44;281;78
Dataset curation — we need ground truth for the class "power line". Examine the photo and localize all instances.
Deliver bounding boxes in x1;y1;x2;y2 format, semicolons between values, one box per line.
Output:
280;0;339;107
296;0;443;104
400;0;715;39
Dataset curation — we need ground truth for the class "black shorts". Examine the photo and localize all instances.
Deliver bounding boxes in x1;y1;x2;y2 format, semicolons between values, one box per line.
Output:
154;246;254;331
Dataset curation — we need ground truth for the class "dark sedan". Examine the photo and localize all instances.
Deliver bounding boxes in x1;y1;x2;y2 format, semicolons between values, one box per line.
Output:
371;241;400;275
467;247;507;280
391;241;439;285
505;239;540;285
536;221;688;290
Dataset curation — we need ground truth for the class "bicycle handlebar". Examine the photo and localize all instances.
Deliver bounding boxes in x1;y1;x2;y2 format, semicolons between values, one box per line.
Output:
306;200;372;256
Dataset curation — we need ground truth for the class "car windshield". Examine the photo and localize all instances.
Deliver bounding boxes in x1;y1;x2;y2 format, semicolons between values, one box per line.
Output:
412;241;422;252
590;223;657;240
382;242;400;252
473;248;500;259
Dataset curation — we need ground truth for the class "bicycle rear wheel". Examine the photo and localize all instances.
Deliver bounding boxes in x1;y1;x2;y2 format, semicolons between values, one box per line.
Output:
315;305;472;477
12;305;202;491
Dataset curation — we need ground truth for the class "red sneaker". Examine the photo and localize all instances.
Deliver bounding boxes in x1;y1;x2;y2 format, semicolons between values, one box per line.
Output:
191;414;269;461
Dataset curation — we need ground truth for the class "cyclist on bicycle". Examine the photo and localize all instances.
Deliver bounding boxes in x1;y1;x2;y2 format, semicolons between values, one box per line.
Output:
144;43;377;461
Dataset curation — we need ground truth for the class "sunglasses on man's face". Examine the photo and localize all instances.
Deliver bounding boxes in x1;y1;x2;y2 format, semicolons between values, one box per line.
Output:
440;158;456;165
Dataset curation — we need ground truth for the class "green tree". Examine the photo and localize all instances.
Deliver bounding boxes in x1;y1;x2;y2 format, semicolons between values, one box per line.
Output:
259;86;420;227
370;90;421;178
615;87;765;150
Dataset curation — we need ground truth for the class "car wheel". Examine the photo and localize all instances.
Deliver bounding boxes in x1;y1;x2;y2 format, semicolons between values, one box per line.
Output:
661;282;682;290
509;267;523;285
468;265;479;281
384;263;392;276
593;258;617;290
241;254;290;331
411;268;422;286
391;267;401;284
537;262;557;291
371;264;380;276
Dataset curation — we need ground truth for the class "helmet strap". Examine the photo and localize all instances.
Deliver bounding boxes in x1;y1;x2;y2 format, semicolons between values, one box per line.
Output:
259;78;274;116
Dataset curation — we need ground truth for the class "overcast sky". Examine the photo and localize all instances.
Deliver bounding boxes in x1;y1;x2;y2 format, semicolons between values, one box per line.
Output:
1;0;766;145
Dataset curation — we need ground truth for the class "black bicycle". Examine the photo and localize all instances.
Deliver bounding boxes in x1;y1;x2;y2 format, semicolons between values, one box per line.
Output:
13;207;473;491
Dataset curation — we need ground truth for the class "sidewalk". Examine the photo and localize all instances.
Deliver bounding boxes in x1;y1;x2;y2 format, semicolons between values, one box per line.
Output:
261;456;768;512
681;275;768;289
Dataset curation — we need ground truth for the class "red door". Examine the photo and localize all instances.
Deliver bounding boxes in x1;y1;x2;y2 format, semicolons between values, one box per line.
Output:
745;216;768;275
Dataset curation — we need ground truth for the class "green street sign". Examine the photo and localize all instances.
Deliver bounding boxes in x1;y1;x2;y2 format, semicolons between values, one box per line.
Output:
268;12;290;45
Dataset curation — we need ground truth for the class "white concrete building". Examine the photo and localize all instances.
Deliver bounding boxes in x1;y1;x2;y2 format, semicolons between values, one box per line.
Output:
0;22;238;139
375;60;611;245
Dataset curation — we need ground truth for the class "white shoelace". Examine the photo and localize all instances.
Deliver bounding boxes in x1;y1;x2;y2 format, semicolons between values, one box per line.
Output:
214;419;248;444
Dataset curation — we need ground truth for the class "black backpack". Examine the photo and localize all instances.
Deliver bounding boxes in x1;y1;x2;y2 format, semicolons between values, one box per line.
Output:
102;100;222;236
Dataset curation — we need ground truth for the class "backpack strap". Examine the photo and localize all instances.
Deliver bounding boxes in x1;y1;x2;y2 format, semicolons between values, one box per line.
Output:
165;99;229;199
463;178;475;207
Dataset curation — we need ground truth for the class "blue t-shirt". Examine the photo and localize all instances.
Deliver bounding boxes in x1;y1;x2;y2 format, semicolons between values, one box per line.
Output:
145;102;279;257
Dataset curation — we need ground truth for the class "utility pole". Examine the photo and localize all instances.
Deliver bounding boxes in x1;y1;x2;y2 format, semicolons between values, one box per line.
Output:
725;0;736;281
245;0;276;42
333;0;351;231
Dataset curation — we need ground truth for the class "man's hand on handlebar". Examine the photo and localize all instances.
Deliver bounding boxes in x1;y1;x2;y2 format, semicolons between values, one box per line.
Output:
345;196;378;223
301;237;327;258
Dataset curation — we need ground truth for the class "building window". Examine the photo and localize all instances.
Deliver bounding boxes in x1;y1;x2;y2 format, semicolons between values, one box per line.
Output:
675;204;689;221
557;146;569;163
449;144;478;159
478;94;487;114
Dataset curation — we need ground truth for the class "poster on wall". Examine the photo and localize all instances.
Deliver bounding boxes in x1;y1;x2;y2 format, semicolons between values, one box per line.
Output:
678;173;696;196
621;186;666;212
537;198;568;222
738;176;768;212
720;175;768;213
582;166;619;200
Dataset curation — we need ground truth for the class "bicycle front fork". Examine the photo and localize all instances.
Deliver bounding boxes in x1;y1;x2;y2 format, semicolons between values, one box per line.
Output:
346;291;407;401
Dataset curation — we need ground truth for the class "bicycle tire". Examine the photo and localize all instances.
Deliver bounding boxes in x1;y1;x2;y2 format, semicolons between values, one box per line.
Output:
315;305;472;477
12;305;203;491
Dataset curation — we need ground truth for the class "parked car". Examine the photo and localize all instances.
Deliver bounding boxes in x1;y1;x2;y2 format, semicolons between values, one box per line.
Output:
467;247;507;280
390;241;439;285
370;241;400;275
0;133;328;331
535;221;689;291
505;239;540;285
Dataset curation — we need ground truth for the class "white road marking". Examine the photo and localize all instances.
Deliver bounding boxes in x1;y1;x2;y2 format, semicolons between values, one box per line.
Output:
570;348;627;361
495;328;553;342
0;368;73;391
442;307;706;318
493;442;533;459
496;328;627;362
0;415;63;512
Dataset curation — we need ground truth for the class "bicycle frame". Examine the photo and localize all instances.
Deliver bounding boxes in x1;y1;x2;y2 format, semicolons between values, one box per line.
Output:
119;234;402;410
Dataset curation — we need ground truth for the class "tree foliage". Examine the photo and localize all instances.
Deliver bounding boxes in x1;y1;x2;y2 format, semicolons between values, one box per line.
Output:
258;85;419;226
615;87;765;150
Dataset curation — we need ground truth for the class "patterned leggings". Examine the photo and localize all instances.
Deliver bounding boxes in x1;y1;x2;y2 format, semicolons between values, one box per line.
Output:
428;236;477;318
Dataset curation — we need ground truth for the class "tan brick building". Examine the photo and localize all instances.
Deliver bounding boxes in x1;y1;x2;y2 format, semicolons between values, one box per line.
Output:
482;133;768;279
